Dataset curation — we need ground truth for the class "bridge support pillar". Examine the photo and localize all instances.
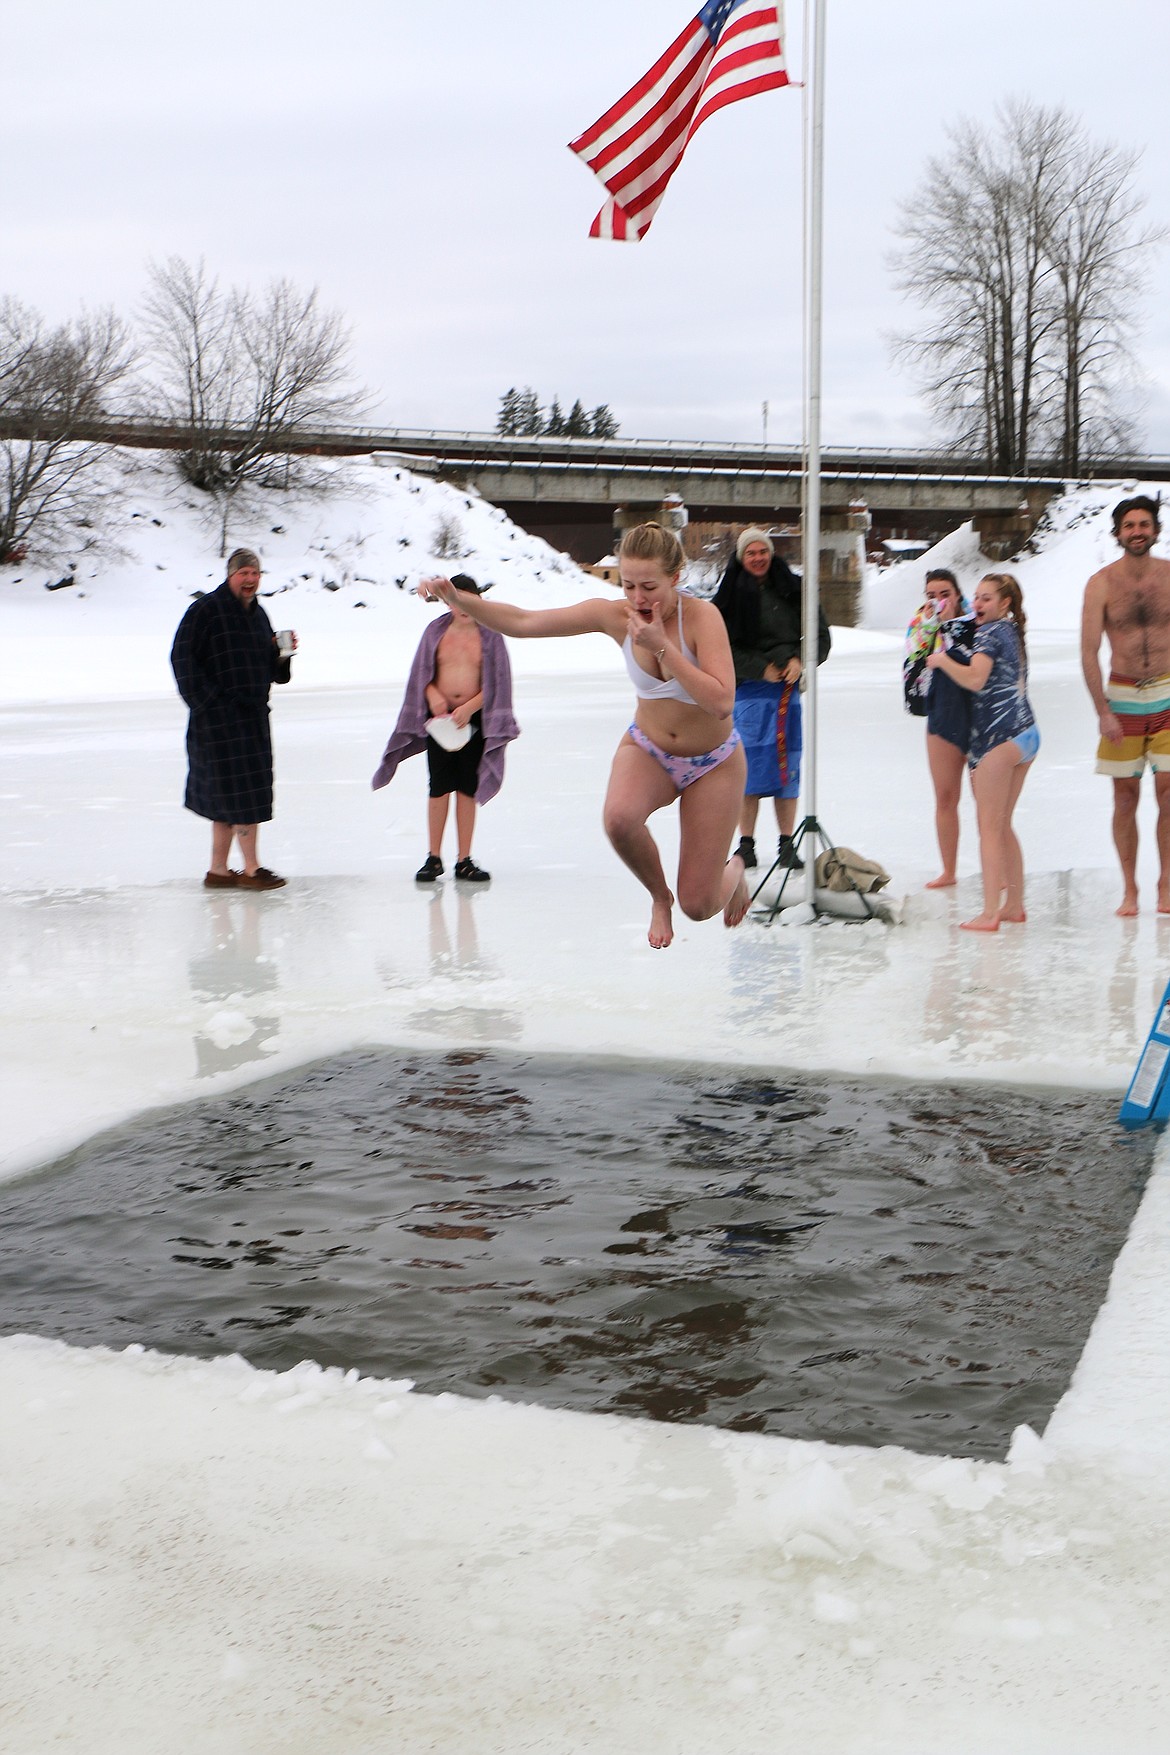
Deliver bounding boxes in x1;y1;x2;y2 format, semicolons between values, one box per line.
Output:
974;486;1051;561
613;495;689;545
816;502;870;626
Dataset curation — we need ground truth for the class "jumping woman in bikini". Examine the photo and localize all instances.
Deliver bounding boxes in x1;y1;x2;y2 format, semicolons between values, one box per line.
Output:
421;522;750;949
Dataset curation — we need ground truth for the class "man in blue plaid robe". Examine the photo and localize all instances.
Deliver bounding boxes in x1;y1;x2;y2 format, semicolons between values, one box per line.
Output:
170;547;295;890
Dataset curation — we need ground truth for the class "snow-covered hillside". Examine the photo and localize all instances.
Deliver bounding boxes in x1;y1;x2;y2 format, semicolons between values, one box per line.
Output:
863;481;1168;632
2;456;1161;701
0;451;611;703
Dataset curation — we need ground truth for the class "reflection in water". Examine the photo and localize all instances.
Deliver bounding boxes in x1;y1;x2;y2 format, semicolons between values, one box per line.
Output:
921;932;1012;1056
189;892;280;1078
727;914;892;1041
0;1050;1153;1459
391;888;521;1042
1108;928;1139;1063
918;870;1157;1066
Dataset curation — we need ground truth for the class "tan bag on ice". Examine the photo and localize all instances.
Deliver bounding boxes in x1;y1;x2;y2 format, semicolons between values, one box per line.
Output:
814;846;891;895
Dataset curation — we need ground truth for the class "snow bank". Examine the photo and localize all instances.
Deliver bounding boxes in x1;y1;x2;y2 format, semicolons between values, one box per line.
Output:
3;1329;1170;1754
0;450;612;704
862;480;1168;632
4;455;1152;699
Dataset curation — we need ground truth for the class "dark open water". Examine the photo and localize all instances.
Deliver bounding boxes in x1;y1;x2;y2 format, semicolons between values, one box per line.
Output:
0;1050;1152;1458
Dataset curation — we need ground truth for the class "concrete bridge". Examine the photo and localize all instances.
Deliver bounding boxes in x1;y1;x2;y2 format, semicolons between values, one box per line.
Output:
6;411;1166;565
374;428;1164;567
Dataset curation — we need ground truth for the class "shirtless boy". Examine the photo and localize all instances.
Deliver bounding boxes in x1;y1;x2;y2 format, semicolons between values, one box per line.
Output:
418;574;491;882
1081;495;1170;915
371;575;518;878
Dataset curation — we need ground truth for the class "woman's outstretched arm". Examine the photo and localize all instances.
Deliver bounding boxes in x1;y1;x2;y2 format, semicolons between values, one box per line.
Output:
420;576;620;641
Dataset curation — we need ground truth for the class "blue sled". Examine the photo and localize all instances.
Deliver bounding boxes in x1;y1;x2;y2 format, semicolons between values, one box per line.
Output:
1120;977;1170;1129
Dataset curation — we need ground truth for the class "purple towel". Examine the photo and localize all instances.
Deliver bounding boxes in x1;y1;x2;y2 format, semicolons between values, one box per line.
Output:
371;614;520;804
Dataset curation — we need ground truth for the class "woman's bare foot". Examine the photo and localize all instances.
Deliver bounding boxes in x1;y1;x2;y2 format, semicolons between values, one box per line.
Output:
996;909;1026;924
1158;884;1170;915
959;914;1000;932
924;873;957;889
1117;889;1140;918
648;891;674;949
722;857;750;929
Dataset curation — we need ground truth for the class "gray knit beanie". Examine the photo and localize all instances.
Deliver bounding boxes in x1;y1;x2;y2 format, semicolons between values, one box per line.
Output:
735;527;775;562
226;547;262;576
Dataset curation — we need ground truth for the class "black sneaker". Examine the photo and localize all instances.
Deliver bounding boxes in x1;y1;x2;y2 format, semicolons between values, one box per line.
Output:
735;835;757;869
777;835;805;871
415;853;444;882
454;858;490;883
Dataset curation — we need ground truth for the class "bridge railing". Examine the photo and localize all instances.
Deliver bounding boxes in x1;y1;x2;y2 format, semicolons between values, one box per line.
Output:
1;409;1167;484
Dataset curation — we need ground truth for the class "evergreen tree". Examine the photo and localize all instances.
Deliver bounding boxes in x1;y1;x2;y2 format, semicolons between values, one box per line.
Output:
494;387;619;439
565;398;590;436
496;386;522;434
516;387;543;434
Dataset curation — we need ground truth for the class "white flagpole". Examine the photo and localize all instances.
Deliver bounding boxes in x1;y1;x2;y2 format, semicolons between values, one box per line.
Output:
800;0;826;905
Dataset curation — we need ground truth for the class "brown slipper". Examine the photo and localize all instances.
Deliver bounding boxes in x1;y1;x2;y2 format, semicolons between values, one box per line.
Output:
237;867;287;891
203;870;240;889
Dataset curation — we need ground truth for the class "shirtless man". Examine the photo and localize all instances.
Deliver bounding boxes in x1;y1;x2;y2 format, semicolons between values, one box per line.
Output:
1081;495;1170;916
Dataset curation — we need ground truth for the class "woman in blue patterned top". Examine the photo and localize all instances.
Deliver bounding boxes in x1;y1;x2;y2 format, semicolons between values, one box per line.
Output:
927;572;1038;932
903;569;976;890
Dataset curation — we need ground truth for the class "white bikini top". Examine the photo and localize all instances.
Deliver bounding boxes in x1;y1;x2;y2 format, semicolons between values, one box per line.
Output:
622;593;701;706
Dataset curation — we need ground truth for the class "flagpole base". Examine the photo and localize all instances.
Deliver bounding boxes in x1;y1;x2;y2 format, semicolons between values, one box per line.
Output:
748;815;880;925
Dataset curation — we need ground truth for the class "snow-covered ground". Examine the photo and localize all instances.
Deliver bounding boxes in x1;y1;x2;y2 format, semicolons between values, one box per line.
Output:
3;457;1170;1751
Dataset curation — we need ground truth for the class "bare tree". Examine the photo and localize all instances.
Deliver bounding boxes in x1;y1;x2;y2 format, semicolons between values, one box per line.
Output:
432;512;464;559
233;277;364;474
891;101;1157;474
0;297;134;563
140;257;368;543
1042;137;1153;472
139;257;239;492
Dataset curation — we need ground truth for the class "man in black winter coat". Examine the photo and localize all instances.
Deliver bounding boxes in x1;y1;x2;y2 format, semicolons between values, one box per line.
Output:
713;527;831;871
170;547;296;890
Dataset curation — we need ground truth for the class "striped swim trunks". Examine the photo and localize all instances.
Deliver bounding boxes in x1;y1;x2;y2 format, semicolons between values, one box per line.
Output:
1096;673;1170;776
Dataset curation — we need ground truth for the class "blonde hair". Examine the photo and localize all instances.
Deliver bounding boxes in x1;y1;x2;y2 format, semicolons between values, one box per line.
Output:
981;571;1027;667
618;522;685;577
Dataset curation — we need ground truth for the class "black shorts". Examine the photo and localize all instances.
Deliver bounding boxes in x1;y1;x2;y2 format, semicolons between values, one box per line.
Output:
427;714;484;798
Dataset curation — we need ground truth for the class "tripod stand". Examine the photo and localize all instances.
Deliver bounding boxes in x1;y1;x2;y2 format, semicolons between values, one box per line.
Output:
748;812;879;925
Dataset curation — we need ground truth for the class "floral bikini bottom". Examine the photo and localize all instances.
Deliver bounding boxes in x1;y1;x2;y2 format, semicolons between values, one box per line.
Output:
626;724;742;792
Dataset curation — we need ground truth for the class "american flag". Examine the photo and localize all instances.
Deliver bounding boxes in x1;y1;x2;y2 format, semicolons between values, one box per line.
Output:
568;1;789;242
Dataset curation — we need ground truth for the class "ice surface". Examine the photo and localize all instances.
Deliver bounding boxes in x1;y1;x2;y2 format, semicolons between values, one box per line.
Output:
3;457;1170;1750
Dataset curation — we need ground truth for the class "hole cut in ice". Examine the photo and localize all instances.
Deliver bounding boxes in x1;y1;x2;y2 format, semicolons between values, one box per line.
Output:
0;1050;1153;1459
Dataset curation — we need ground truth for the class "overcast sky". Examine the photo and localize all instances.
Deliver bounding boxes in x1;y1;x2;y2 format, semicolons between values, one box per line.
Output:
4;1;1169;448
